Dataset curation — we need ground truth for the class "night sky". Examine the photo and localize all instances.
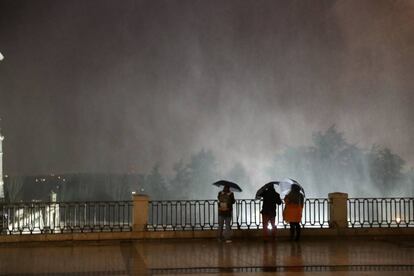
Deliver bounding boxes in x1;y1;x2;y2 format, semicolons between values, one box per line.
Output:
0;0;413;181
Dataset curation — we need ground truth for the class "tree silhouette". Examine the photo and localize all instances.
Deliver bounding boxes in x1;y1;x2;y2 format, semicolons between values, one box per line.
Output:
146;164;167;200
227;162;250;186
312;125;348;162
187;149;218;199
4;176;24;202
268;125;407;196
170;159;191;199
368;145;405;194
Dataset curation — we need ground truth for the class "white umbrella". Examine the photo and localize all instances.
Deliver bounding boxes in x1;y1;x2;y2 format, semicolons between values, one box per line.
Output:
277;178;305;198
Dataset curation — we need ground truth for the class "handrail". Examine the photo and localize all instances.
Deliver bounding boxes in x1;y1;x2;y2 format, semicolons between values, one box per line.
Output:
2;197;413;235
147;198;330;231
1;201;133;234
347;198;414;228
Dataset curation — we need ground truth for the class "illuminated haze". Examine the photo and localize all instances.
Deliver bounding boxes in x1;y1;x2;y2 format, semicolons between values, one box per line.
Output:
0;0;413;197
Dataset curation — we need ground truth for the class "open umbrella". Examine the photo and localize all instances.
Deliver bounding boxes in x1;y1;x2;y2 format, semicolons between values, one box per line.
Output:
255;181;279;199
277;178;305;198
212;180;243;192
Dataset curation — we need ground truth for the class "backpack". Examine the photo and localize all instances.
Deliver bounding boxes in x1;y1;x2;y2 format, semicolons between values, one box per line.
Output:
218;192;232;212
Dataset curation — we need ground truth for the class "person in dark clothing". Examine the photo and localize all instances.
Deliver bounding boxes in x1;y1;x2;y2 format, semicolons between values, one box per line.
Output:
283;184;304;241
258;185;282;241
217;185;235;242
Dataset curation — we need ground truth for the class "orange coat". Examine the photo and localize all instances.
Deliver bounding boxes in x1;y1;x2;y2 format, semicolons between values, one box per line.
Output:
283;198;303;223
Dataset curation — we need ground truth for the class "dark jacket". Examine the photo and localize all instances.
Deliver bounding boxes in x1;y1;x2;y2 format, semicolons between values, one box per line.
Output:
260;188;282;217
218;191;235;217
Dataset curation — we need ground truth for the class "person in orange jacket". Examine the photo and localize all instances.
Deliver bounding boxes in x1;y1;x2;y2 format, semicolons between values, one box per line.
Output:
283;184;304;241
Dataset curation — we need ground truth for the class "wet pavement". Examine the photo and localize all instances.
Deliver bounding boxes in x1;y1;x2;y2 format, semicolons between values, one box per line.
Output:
0;236;413;275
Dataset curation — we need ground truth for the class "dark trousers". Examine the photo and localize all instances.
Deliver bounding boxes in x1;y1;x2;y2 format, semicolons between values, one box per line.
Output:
289;222;301;241
262;214;276;240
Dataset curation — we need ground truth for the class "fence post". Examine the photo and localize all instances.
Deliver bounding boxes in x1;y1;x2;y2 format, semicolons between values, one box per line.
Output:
0;198;4;234
132;194;149;232
328;192;348;229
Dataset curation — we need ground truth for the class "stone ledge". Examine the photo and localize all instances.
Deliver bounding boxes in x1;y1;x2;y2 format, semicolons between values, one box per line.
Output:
0;227;413;243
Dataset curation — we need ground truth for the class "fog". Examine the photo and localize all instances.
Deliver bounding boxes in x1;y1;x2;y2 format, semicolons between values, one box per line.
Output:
0;1;413;200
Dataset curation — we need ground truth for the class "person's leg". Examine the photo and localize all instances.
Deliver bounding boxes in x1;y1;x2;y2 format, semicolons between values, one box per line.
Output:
269;217;276;240
294;223;301;241
218;215;224;241
224;216;232;241
262;214;270;240
289;222;295;241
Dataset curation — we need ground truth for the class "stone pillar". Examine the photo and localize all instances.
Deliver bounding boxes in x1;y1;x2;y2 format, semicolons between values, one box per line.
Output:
0;133;4;199
132;194;149;232
328;192;348;229
0;133;4;234
50;191;58;231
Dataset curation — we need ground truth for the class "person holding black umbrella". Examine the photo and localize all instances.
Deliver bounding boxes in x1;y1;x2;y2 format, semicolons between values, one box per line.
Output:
213;180;241;243
217;185;236;243
256;183;282;241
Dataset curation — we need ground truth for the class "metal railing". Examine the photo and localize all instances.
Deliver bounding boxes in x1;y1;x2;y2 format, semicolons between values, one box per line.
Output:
147;198;330;231
3;197;413;235
348;198;414;228
1;201;133;234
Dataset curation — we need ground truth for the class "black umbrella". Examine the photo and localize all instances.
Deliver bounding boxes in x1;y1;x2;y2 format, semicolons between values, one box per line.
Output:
212;180;243;192
255;181;279;199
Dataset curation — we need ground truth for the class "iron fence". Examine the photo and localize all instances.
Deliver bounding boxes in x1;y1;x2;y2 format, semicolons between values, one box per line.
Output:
1;201;133;234
3;197;413;235
348;198;414;228
147;198;330;231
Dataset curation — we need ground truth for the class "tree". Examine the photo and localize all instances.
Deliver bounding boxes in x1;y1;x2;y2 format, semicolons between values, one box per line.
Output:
225;162;252;195
269;125;373;197
187;149;218;199
407;168;414;196
312;125;348;162
368;145;405;193
146;164;167;200
4;176;24;202
170;160;191;199
226;162;250;186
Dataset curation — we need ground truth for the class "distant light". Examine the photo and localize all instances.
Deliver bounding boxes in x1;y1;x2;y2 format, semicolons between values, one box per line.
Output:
4;174;8;178
267;224;273;230
131;191;136;195
62;178;66;181
0;52;4;61
396;217;401;223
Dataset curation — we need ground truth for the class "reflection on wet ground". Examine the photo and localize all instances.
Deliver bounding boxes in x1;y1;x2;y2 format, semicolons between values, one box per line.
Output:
0;237;413;275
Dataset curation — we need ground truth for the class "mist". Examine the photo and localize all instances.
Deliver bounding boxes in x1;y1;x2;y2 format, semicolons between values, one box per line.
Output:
0;1;413;200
